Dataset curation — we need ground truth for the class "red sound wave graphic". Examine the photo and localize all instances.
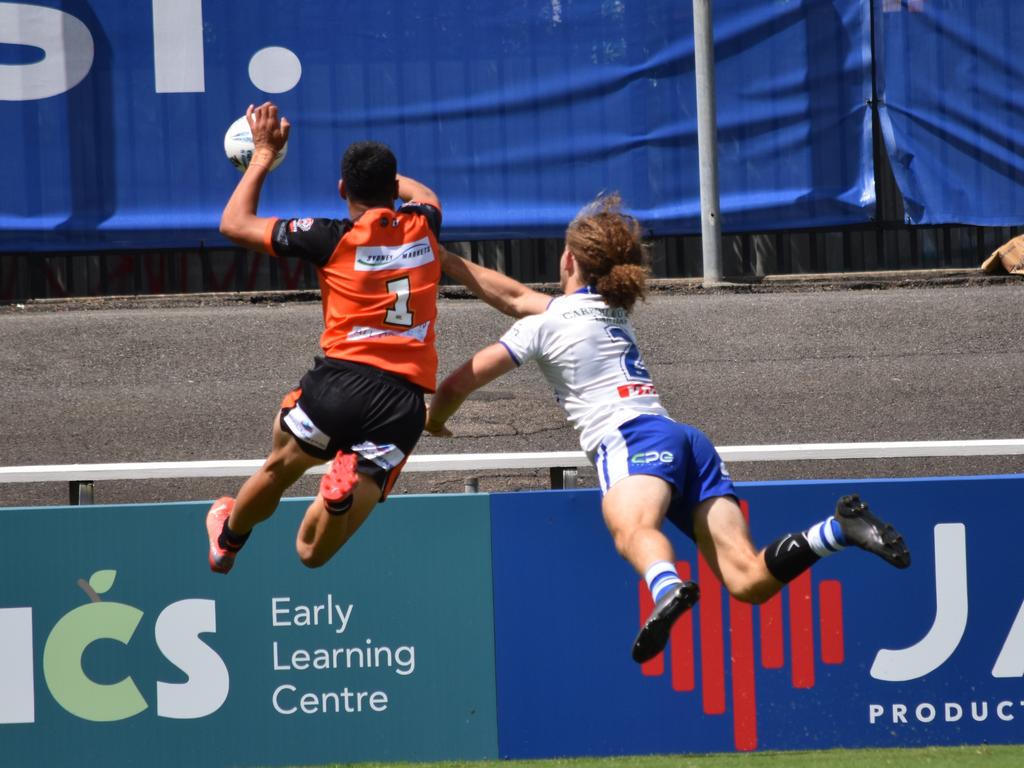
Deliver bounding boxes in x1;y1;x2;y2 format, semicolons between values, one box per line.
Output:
638;500;845;751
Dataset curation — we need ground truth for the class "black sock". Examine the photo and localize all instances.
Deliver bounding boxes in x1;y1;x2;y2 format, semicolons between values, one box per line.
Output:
325;495;354;516
763;532;821;583
218;521;251;553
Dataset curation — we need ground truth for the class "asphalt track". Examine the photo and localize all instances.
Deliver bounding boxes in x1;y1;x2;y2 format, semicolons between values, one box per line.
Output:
1;272;1022;509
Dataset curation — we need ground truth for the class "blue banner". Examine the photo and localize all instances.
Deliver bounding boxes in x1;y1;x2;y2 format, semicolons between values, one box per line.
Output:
490;476;1024;756
878;1;1024;224
0;0;874;252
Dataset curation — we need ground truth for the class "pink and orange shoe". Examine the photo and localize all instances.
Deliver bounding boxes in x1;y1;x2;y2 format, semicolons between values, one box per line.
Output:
320;452;359;514
206;496;236;574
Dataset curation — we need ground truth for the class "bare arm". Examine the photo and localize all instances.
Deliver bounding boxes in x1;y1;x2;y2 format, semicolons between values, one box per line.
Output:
440;249;551;318
397;174;440;209
219;102;290;254
424;343;519;436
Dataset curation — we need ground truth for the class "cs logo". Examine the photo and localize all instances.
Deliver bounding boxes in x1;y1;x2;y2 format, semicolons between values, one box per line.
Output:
0;570;228;724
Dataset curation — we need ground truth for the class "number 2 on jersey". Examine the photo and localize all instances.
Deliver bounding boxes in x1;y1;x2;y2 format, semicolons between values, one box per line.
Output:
606;326;651;381
384;277;414;327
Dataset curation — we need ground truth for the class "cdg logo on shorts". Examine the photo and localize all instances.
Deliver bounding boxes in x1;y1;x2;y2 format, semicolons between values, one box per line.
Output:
0;570;229;724
630;450;674;465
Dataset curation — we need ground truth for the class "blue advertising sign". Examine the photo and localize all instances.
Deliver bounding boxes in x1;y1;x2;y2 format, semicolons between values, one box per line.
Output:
490;476;1024;756
0;495;498;768
0;0;874;251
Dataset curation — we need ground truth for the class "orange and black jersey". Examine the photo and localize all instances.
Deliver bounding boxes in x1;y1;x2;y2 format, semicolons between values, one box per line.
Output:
265;202;442;392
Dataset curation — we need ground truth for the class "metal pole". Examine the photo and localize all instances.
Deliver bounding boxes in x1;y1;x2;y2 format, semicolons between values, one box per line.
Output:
69;480;95;505
548;467;578;489
693;0;724;286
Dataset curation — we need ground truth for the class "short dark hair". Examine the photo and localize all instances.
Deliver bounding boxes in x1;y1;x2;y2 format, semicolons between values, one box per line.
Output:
341;141;397;204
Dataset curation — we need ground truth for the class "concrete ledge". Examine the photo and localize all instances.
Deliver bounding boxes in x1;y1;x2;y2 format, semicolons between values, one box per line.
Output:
1;268;1019;312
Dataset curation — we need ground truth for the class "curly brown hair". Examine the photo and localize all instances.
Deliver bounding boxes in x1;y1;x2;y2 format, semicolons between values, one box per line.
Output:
565;193;649;312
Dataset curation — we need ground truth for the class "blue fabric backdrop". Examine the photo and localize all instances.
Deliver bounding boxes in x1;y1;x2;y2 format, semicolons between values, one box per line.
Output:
0;0;875;251
877;0;1024;225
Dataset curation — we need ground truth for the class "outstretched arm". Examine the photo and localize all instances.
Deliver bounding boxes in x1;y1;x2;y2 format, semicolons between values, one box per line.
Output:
425;343;518;436
220;102;290;254
440;249;550;318
397;174;440;209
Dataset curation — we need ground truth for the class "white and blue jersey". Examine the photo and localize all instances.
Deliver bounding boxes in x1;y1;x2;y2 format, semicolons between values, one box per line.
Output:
499;288;735;537
499;288;669;454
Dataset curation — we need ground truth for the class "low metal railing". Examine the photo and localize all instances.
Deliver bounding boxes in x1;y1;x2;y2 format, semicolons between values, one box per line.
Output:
2;439;1022;504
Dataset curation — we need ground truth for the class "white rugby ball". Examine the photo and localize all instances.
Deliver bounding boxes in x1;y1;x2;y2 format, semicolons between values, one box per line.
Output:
223;115;287;172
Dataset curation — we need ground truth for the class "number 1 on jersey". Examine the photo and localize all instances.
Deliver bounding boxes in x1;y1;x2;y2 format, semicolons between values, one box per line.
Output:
384;277;414;327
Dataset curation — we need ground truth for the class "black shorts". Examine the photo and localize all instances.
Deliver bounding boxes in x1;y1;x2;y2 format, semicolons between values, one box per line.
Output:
279;357;426;499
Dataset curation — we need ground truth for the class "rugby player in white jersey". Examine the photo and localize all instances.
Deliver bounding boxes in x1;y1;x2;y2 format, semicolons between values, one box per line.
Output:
435;194;910;663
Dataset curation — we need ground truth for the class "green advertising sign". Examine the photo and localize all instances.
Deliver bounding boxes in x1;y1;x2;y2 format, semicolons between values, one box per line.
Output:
0;495;498;767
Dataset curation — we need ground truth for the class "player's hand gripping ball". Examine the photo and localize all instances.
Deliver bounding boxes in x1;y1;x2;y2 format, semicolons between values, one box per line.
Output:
223;114;288;172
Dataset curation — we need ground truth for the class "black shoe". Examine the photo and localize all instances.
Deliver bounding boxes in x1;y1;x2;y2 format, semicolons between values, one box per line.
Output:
631;581;700;664
834;494;911;569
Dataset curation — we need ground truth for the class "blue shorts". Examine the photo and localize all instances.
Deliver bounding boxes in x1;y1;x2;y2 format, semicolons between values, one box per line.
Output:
594;414;736;540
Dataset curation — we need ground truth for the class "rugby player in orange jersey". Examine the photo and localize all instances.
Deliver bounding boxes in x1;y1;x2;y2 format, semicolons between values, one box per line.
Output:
207;101;445;573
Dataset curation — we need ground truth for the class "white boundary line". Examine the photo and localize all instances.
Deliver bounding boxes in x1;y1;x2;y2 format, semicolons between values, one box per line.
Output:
1;440;1022;483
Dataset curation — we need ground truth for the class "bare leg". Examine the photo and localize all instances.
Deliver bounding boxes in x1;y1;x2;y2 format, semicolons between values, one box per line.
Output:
230;415;323;535
295;473;383;568
606;474;702;664
692;495;782;605
601;474;675;573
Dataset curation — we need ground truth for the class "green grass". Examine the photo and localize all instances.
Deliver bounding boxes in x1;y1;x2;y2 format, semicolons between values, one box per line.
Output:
280;744;1024;768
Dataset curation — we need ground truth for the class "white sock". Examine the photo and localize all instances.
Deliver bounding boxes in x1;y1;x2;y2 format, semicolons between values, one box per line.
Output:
644;561;683;603
804;517;846;558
